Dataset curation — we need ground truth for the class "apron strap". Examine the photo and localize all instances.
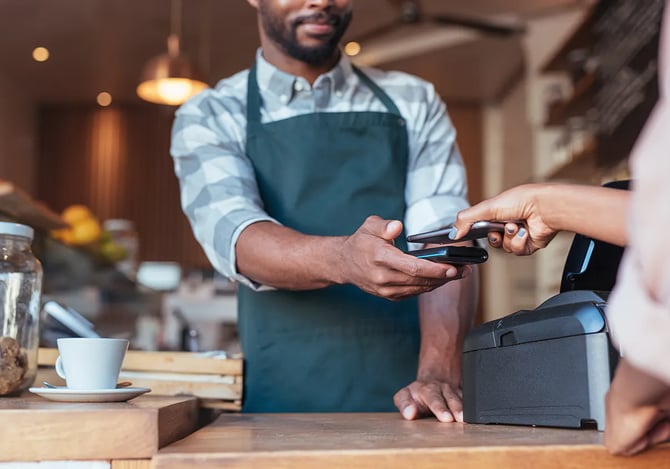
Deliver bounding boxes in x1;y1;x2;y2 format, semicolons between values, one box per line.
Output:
351;65;403;117
246;62;262;126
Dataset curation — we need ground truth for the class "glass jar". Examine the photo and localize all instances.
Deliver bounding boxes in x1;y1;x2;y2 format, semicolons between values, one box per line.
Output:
0;222;42;396
103;219;139;280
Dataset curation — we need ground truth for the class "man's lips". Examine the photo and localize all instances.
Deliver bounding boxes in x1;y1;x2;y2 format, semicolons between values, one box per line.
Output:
299;22;335;35
294;13;339;36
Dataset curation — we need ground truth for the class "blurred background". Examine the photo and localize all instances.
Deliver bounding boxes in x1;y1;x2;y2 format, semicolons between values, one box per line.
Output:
0;0;657;352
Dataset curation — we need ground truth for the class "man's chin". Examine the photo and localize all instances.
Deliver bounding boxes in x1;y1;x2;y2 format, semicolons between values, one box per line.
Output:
287;45;338;66
295;32;335;48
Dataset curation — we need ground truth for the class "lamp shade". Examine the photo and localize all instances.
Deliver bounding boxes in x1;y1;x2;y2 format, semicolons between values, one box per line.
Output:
136;52;208;105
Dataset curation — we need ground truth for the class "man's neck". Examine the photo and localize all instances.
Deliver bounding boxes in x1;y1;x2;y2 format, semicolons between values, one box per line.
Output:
260;40;340;85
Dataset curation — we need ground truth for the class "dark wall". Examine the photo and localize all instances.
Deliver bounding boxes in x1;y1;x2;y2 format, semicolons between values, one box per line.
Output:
37;103;209;269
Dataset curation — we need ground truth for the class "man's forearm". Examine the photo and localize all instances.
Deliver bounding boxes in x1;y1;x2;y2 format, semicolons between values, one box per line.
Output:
235;221;346;290
417;269;478;384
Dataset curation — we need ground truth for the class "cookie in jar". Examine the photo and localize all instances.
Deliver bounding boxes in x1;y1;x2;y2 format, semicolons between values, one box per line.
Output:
0;222;42;395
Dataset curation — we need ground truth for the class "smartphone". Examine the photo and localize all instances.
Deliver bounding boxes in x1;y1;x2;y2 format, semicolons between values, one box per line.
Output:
406;221;507;245
407;245;489;265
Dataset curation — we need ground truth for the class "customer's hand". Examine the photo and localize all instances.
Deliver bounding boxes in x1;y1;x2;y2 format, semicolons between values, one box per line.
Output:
605;359;670;456
337;216;470;300
394;376;463;423
452;184;559;256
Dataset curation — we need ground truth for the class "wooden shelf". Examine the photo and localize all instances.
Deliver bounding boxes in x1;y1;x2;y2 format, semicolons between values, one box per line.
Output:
541;6;596;73
0;181;66;231
545;72;596;127
539;140;598;182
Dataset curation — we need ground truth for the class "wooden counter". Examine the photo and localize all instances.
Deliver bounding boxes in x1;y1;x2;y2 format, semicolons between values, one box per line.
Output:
152;413;670;469
0;394;198;462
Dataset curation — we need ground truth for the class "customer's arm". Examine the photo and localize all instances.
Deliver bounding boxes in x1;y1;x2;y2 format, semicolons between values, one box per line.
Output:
605;359;670;455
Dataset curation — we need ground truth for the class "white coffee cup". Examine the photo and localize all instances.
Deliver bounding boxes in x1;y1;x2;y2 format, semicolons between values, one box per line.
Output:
55;338;129;390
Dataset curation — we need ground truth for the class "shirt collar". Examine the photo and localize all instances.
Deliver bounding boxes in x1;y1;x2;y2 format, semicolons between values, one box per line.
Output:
255;48;354;103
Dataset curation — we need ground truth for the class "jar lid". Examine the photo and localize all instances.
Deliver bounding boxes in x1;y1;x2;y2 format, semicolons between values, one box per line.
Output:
0;222;34;240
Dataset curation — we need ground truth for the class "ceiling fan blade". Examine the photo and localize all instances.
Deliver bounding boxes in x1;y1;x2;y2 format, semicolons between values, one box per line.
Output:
428;14;526;37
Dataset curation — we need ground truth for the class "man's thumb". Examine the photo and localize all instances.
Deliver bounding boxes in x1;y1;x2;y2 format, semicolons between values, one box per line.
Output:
384;220;403;241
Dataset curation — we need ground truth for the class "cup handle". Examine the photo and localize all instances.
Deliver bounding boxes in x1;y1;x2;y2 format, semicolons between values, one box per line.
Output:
55;356;67;380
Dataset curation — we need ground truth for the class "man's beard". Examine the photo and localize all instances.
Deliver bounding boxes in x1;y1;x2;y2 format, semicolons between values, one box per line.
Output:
259;4;352;66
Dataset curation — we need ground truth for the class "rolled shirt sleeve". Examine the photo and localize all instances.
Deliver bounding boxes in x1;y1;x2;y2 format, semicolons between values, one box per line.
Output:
400;80;470;241
171;86;279;290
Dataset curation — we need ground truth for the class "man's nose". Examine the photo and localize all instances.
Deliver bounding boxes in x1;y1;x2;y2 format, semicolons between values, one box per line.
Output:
306;0;334;8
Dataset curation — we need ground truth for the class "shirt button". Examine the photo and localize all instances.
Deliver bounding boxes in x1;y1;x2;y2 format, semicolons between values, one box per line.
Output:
335;91;343;98
294;82;304;92
279;94;288;104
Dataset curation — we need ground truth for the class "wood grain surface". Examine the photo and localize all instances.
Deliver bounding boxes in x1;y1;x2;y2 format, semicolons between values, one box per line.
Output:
38;348;243;376
0;180;66;230
151;413;670;469
0;394;198;461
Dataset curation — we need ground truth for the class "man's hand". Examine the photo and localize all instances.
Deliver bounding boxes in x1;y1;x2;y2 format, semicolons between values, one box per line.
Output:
336;216;470;300
393;273;476;423
394;377;463;423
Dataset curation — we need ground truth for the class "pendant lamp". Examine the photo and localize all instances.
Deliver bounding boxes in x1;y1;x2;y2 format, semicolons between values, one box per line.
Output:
136;0;208;105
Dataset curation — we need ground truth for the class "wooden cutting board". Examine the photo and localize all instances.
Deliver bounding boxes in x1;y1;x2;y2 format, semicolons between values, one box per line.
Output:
0;394;198;461
0;180;67;231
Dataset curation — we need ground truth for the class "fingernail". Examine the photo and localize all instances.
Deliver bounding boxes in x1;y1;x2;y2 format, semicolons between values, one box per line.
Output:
448;228;457;239
517;228;526;238
402;407;414;420
455;411;464;422
446;267;457;278
387;220;402;232
439;411;454;423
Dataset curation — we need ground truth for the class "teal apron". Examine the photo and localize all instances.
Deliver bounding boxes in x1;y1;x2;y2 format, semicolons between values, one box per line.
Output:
240;62;419;412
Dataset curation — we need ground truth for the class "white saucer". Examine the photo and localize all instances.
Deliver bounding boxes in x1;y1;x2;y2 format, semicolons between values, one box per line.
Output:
28;386;151;403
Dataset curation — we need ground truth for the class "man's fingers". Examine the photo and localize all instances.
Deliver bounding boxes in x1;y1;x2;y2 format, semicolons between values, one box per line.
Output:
385;220;403;241
442;386;464;423
387;251;468;281
394;389;418;420
423;386;454;423
361;216;403;242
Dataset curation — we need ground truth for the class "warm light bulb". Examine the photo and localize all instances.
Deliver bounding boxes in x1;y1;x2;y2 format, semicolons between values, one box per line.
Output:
97;92;113;107
344;41;361;57
156;79;195;105
136;78;208;106
32;47;50;62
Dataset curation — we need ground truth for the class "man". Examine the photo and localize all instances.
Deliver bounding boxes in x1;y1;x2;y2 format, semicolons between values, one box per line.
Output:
171;0;477;421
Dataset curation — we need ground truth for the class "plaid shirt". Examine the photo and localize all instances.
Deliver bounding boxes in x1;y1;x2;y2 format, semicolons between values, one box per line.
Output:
171;50;470;289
